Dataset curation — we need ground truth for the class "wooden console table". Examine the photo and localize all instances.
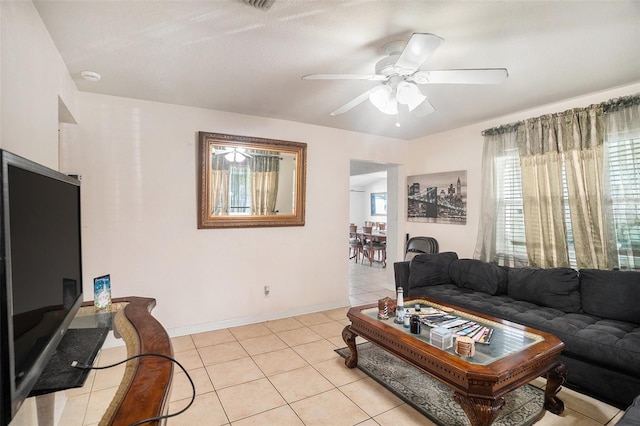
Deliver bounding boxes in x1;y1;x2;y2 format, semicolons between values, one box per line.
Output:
17;297;173;426
82;297;173;426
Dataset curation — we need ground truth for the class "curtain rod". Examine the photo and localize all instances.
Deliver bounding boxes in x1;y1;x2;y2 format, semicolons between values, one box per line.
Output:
481;92;640;137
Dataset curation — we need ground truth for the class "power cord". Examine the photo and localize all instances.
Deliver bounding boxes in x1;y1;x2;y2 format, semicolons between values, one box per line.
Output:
72;353;195;426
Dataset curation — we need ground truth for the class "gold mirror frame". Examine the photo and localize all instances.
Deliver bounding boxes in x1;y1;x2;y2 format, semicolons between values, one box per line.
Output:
197;132;307;228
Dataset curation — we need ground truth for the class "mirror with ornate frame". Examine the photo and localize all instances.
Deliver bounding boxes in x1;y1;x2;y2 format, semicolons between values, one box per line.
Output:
197;132;307;228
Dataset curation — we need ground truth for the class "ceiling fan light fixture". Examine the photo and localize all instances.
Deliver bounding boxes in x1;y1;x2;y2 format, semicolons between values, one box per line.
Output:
225;151;246;162
396;81;426;112
369;85;397;115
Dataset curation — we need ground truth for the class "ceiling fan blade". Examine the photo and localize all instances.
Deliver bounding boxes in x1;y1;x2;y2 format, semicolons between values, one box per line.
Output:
394;33;444;74
413;68;508;85
330;87;380;116
413;98;436;117
302;74;388;81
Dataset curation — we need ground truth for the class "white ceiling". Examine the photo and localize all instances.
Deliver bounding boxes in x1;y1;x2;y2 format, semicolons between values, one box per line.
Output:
34;0;640;140
350;170;386;189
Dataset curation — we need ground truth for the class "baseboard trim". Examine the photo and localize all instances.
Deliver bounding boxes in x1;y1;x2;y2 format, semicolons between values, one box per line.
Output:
166;299;351;338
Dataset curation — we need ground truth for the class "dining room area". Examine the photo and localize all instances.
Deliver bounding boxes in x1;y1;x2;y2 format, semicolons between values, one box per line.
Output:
347;218;394;308
349;222;387;267
349;161;395;306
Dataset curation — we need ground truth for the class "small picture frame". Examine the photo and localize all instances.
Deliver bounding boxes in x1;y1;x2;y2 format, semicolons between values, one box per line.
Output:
94;274;112;309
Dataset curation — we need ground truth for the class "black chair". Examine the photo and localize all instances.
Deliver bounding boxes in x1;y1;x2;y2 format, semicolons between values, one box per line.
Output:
404;236;439;261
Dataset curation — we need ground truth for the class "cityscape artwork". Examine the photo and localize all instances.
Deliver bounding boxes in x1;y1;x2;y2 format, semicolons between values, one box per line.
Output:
407;170;467;224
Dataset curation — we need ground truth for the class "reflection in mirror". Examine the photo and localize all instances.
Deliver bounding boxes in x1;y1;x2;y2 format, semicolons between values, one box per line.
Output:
198;132;306;228
210;146;296;216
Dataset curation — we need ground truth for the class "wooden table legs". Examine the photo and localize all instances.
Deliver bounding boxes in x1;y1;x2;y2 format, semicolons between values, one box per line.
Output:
453;393;505;426
544;361;568;414
453;360;566;426
341;324;567;426
341;326;358;368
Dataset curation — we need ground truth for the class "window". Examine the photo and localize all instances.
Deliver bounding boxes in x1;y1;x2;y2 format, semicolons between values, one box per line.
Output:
371;192;387;216
479;96;640;269
607;137;640;269
495;138;640;269
494;149;527;264
228;165;251;214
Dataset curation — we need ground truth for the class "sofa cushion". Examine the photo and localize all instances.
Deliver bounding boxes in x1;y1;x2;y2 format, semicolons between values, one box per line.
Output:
449;259;508;295
580;269;640;323
507;267;582;313
408;283;640;379
407;252;458;290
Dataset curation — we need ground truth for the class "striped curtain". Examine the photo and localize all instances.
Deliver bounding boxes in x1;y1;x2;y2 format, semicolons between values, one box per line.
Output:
210;153;230;215
516;108;614;269
249;152;280;215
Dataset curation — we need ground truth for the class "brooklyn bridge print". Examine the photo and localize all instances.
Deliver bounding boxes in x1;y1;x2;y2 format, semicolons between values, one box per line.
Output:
407;170;467;224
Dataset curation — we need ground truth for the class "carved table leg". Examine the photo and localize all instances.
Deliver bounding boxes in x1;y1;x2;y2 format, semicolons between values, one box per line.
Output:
453;393;505;426
341;325;358;368
544;361;567;414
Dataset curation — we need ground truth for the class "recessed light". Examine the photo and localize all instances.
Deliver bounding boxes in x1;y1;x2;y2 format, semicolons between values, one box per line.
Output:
80;71;101;82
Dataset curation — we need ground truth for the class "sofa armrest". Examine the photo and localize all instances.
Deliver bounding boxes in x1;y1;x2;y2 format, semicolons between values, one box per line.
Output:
394;261;410;291
618;393;640;425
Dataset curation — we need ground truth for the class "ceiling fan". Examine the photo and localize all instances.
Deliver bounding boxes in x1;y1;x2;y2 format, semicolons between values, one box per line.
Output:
213;147;282;163
302;33;508;119
213;147;253;163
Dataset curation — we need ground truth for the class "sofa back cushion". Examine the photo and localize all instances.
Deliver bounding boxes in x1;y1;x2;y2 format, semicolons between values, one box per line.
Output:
449;259;508;295
507;267;582;313
407;252;458;291
580;269;640;323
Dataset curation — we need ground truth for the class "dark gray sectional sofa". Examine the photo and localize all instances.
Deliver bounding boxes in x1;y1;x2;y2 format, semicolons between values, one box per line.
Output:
394;252;640;409
619;394;640;425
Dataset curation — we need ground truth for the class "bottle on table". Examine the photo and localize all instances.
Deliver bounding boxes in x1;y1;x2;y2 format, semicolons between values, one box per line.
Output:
395;287;404;323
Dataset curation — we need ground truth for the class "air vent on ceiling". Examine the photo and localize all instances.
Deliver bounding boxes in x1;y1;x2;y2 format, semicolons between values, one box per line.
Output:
243;0;275;10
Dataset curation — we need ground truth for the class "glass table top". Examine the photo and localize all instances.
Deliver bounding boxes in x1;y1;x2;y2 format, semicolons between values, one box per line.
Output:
362;298;544;365
69;302;128;330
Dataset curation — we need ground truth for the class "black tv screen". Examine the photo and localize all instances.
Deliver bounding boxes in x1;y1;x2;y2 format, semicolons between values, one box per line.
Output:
0;150;83;424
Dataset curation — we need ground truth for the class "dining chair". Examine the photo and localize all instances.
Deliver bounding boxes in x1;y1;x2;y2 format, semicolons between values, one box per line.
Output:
377;222;386;231
349;224;362;263
361;226;386;267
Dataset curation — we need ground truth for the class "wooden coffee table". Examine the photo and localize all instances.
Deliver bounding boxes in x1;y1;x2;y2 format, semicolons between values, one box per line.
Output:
342;298;566;426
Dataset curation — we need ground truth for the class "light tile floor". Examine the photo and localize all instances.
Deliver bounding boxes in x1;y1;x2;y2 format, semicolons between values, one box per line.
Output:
12;261;626;425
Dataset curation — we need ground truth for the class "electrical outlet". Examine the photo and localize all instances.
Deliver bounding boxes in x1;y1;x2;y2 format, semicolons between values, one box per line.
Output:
264;285;270;297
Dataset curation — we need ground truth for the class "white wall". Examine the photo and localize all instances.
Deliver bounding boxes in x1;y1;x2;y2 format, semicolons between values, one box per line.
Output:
60;93;408;335
349;190;366;226
406;82;640;259
349;177;387;226
1;0;408;337
275;154;295;215
0;2;78;168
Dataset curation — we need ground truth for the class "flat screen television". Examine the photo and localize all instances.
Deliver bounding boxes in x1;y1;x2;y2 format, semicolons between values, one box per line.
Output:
0;150;83;424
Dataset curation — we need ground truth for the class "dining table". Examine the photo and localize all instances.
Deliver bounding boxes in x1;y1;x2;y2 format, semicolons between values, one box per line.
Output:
358;227;387;267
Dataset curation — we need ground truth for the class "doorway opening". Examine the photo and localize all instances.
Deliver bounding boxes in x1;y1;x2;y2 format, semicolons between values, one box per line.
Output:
348;160;398;305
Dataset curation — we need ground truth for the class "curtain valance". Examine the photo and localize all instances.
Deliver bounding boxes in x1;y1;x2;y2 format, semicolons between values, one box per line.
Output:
482;93;640;137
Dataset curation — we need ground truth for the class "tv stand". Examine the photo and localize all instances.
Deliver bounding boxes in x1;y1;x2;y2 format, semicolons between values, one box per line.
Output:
23;297;173;426
98;297;173;425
